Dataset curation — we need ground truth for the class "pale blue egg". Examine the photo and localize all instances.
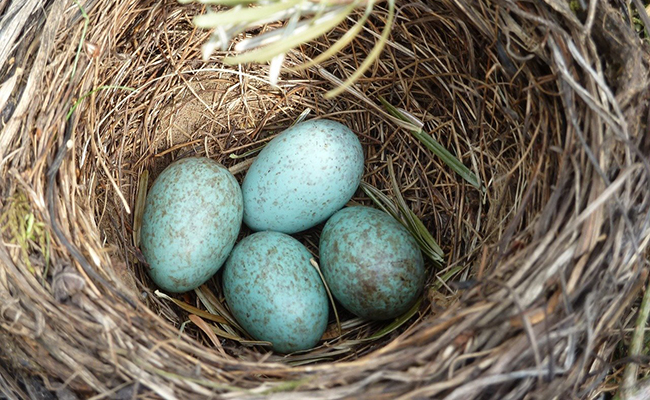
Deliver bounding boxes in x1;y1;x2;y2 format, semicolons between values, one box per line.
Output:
242;119;364;234
222;231;329;353
140;157;243;293
319;206;425;320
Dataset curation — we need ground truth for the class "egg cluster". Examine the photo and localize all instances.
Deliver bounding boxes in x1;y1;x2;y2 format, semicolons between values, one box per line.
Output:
140;119;425;353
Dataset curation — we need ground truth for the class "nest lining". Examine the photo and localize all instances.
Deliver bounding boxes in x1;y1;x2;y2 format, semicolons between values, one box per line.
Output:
0;0;649;398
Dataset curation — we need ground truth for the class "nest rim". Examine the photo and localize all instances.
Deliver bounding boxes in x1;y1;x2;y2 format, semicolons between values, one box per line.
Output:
0;0;649;398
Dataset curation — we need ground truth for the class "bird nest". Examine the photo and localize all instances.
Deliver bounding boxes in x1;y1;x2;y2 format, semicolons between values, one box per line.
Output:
1;0;650;398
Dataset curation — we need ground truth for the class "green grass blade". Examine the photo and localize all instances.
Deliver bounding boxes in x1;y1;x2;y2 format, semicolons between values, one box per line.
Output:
71;0;89;81
378;96;482;191
193;0;302;28
361;297;421;342
361;182;444;265
292;3;373;72
132;170;148;248
260;378;313;393
386;160;444;259
194;285;245;336
224;4;355;64
229;145;265;159
310;259;342;337
67;85;136;120
324;0;389;98
155;290;228;324
431;265;465;291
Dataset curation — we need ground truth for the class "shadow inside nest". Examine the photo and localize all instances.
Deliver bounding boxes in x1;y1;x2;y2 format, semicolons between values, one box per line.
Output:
85;0;555;364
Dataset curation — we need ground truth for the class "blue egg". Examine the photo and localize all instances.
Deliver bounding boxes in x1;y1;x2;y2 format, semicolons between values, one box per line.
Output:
241;119;364;234
319;206;425;320
140;157;243;293
222;231;329;353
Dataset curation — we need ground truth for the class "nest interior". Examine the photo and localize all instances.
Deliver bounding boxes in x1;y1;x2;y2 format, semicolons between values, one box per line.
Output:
1;0;649;399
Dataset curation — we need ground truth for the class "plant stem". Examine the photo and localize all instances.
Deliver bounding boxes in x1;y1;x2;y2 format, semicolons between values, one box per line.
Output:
620;271;650;399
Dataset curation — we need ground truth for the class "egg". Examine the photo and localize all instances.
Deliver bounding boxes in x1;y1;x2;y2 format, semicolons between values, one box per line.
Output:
222;231;329;353
241;119;364;234
319;206;425;320
140;157;243;293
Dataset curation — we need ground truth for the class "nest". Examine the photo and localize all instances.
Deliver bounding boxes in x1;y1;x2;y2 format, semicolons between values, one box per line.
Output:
1;0;650;398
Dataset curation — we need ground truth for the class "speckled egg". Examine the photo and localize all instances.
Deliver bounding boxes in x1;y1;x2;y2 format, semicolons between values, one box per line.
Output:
222;231;329;353
140;157;243;293
241;119;364;234
319;206;425;320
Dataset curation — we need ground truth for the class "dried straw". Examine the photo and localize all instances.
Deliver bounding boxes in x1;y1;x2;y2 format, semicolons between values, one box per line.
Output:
1;0;649;398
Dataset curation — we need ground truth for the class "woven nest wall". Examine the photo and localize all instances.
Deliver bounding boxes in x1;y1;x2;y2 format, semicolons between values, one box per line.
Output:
1;0;650;398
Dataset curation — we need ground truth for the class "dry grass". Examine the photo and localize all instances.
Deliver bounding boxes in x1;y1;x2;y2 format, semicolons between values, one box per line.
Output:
0;0;649;398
